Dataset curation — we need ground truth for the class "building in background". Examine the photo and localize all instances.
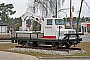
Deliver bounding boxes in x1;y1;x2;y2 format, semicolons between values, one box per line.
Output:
0;22;8;34
81;22;90;33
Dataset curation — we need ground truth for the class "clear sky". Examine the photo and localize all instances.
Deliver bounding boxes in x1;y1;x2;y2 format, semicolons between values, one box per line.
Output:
0;0;90;18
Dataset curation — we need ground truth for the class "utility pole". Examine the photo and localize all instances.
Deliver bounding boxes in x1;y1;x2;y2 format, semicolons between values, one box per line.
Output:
76;0;84;33
56;0;57;18
70;0;72;28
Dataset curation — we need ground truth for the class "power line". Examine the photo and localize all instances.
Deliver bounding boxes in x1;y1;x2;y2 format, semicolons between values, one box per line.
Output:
84;0;90;12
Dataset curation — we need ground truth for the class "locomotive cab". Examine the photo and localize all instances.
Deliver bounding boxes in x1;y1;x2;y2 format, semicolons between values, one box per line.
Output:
43;18;76;39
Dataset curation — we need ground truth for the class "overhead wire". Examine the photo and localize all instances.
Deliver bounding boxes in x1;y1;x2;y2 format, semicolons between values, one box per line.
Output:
83;0;90;17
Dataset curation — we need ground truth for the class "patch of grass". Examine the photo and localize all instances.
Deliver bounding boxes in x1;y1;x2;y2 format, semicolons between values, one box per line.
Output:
71;42;90;56
76;42;90;52
0;43;17;51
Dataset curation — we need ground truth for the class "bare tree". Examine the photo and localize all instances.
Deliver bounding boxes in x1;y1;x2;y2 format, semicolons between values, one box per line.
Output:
27;0;65;19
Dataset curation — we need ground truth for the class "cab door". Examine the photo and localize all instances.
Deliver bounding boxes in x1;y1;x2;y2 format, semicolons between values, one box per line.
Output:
44;19;55;39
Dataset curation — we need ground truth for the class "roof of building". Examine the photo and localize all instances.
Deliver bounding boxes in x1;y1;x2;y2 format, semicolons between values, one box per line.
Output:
0;22;8;26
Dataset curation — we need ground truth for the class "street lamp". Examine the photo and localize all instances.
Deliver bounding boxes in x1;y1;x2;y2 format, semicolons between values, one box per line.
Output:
57;10;67;22
61;11;67;22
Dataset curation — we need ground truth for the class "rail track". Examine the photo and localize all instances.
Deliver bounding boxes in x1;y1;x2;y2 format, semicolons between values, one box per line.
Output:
15;45;81;52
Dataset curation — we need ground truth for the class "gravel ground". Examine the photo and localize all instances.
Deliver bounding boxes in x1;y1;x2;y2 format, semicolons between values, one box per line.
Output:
8;48;86;55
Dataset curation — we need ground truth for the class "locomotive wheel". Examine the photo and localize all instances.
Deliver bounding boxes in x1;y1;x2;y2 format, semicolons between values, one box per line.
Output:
52;42;59;49
25;43;29;47
15;40;17;43
65;44;70;48
21;42;25;46
12;40;14;43
33;42;38;47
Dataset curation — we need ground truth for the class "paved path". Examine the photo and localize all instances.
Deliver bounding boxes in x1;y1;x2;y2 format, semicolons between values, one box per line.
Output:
0;40;11;44
0;51;43;60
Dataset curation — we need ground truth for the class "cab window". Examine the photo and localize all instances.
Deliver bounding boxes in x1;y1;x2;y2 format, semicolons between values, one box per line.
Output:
47;19;52;25
55;19;63;25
